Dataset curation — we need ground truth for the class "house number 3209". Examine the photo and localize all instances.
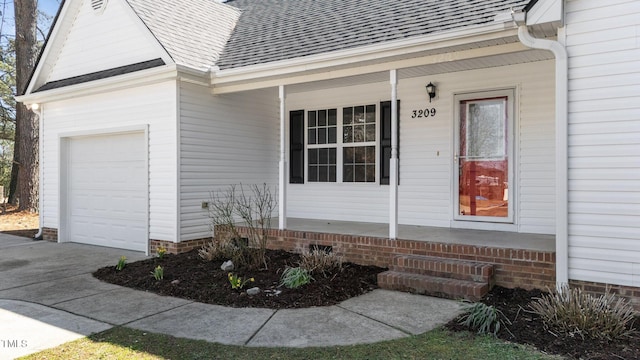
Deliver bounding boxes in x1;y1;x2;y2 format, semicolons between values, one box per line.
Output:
411;108;437;118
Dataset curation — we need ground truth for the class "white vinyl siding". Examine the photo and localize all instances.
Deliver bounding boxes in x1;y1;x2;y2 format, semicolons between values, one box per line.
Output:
179;83;279;241
286;60;556;233
47;0;163;83
565;0;640;287
42;81;177;242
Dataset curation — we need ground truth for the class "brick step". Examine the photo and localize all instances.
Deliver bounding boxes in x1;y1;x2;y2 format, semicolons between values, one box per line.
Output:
390;254;494;283
378;270;489;301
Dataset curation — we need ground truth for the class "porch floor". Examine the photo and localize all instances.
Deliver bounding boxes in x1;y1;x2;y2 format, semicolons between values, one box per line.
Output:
276;218;555;252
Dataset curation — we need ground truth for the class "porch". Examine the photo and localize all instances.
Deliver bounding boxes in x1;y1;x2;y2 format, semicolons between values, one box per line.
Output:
229;218;558;295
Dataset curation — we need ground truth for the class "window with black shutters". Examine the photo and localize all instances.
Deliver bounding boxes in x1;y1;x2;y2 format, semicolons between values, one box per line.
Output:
307;109;337;182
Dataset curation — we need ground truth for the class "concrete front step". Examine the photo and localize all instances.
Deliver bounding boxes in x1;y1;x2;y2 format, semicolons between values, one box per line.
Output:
390;254;494;283
378;271;489;301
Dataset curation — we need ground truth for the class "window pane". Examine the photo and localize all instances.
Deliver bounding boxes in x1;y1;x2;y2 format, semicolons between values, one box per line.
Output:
355;147;365;163
344;147;354;163
353;125;364;142
308;129;316;144
365;124;375;142
343;107;353;125
318;128;327;144
319;165;328;182
319;148;328;164
354;165;366;182
308;166;318;182
343;126;353;143
308;111;316;127
329;166;336;182
308;149;318;164
366;105;375;123
318;110;327;126
354;106;365;123
365;164;375;182
328;127;337;144
328;109;337;126
365;146;375;163
343;165;354;182
329;148;336;164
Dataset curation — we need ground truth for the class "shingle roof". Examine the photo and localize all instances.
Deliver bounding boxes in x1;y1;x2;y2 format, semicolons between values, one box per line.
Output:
126;0;240;72
35;59;165;92
218;0;529;70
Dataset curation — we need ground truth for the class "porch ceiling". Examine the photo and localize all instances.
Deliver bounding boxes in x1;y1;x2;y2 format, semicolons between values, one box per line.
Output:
287;48;554;94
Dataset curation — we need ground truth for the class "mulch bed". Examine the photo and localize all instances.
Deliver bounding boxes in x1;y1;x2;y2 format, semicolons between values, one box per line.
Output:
93;249;384;309
445;286;640;360
94;249;640;358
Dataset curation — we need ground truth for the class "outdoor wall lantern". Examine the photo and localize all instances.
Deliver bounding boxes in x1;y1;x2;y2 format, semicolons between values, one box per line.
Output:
426;82;436;102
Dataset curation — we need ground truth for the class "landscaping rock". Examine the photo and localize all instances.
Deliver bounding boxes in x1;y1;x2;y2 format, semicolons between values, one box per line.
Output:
246;287;261;296
220;260;234;271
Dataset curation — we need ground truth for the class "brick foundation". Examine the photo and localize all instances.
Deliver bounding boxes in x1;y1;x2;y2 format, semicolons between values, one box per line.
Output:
42;227;58;242
570;280;640;311
150;238;210;255
216;226;557;291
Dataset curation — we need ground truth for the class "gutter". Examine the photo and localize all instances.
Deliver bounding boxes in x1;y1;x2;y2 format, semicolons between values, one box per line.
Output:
511;11;569;288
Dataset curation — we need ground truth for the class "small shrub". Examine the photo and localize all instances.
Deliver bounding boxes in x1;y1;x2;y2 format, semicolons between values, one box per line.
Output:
115;256;126;271
227;273;254;290
299;249;343;276
156;246;167;259
280;267;312;289
198;239;242;263
151;266;164;280
458;302;511;336
529;285;637;341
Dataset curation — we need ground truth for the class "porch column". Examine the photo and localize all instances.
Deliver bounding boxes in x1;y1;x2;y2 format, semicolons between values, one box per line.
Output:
278;85;287;230
389;70;399;239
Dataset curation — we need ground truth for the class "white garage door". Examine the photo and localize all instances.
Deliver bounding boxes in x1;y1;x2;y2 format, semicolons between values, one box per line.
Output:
66;132;148;251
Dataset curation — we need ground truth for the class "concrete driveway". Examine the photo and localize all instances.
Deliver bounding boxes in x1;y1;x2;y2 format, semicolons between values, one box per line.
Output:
0;234;463;359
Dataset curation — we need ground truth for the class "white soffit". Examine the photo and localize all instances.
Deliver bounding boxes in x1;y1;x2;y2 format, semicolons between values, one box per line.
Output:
286;49;554;94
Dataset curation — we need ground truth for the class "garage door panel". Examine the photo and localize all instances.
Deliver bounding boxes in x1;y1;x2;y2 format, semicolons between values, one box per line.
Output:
67;132;148;252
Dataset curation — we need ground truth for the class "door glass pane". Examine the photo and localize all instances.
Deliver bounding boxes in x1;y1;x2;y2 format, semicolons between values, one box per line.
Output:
458;97;508;218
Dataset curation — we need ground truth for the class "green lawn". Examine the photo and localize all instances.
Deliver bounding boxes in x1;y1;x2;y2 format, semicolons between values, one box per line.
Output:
20;327;562;360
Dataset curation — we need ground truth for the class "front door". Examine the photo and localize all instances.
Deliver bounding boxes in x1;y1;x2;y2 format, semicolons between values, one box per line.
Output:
454;90;514;222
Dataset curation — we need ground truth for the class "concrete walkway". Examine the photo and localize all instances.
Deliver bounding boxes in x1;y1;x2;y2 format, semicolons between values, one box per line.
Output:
0;234;463;359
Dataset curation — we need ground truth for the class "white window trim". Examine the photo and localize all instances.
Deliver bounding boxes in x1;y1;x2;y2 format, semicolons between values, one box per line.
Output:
304;104;380;184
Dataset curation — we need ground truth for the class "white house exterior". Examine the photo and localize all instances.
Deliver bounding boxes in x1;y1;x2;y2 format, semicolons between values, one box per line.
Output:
17;0;640;306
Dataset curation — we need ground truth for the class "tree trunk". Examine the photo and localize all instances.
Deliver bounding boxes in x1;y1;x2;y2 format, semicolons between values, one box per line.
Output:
12;0;39;212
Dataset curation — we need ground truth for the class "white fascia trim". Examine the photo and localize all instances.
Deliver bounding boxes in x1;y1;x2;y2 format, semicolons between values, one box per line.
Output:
17;64;179;105
25;0;80;95
211;21;519;85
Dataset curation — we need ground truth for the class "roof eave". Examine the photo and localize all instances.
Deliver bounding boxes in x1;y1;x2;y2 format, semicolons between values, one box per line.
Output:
211;20;520;89
17;64;179;106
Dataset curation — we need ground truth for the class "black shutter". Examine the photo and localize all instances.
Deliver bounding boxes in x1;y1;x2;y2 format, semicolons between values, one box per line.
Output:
289;110;305;184
380;100;399;185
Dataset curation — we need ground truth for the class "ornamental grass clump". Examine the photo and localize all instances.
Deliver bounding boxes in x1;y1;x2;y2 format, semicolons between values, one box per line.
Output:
280;267;312;289
529;285;637;341
458;302;511;336
299;249;343;276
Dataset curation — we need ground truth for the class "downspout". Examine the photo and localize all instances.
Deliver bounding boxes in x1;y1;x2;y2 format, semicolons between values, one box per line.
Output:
512;11;569;288
34;104;44;240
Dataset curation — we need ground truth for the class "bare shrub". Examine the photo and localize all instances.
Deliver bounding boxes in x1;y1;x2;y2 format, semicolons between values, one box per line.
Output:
529;284;637;341
206;183;275;270
299;250;343;276
198;239;241;263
